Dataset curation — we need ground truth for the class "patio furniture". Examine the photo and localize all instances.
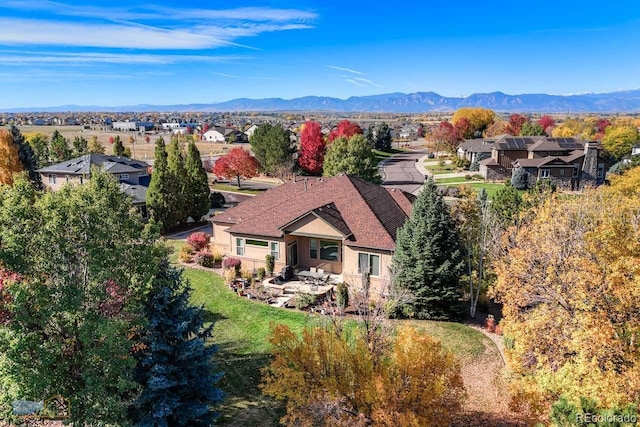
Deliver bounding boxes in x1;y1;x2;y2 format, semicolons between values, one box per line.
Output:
297;270;328;288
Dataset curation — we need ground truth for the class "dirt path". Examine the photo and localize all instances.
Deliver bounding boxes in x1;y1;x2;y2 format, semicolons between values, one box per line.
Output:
454;327;526;427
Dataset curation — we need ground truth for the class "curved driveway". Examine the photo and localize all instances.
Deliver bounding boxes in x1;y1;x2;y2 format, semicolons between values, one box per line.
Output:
380;150;427;194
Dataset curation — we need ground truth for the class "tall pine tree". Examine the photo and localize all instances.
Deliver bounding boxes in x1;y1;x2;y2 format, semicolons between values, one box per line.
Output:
185;141;211;222
375;122;393;152
131;262;223;426
391;178;465;320
9;125;42;188
50;130;71;163
167;139;188;224
113;135;126;157
147;137;178;231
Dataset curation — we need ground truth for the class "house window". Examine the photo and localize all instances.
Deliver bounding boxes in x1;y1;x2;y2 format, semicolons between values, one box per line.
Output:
540;169;550;178
48;174;57;184
270;242;279;260
236;238;244;256
116;173;129;180
560;169;564;176
319;240;339;262
597;163;605;178
573;163;579;177
358;253;380;277
310;239;317;259
246;239;268;247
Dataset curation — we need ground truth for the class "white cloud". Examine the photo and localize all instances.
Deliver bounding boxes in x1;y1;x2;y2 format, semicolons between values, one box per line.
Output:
213;72;240;78
345;77;384;89
3;1;318;22
345;79;366;87
0;51;250;65
327;65;365;75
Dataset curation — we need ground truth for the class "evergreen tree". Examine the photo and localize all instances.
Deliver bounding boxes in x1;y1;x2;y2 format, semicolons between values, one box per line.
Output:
249;123;295;177
131;263;223;426
113;135;126;156
490;181;523;225
87;135;105;154
323;135;381;183
28;133;50;166
147;137;178;231
50;130;72;163
185;141;211;222
72;136;88;157
365;124;376;148
375;122;393;152
167;139;188;224
9;125;42;188
392;178;465;320
510;167;530;190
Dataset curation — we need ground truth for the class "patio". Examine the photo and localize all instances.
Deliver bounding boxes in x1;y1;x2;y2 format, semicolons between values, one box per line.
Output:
261;271;342;308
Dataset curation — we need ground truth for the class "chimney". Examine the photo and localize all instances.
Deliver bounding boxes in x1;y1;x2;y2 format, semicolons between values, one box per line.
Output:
580;141;599;188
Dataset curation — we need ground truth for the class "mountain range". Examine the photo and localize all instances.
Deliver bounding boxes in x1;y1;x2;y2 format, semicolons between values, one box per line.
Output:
4;89;640;113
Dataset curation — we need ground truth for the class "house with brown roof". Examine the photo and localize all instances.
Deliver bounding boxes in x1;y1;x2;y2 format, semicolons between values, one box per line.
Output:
474;136;608;189
210;174;415;293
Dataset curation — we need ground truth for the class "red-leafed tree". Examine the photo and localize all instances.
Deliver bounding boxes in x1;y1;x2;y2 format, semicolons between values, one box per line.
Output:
328;120;363;142
595;118;612;140
201;123;210;137
186;126;193;135
453;117;474;140
429;121;460;155
298;121;326;174
213;147;259;189
108;136;114;144
537;115;555;133
506;114;529;136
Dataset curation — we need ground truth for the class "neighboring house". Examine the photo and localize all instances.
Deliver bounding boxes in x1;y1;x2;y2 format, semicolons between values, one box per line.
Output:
203;129;226;142
112;121;155;132
457;138;496;164
476;135;608;189
244;124;259;139
37;154;151;217
210;175;415;294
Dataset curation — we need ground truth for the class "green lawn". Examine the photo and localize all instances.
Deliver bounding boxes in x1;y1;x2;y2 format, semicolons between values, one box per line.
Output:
373;148;408;164
445;182;506;199
424;163;457;175
167;240;492;425
211;183;262;195
434;176;483;184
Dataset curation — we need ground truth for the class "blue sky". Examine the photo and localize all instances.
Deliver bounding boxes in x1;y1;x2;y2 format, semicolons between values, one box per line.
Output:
1;0;640;108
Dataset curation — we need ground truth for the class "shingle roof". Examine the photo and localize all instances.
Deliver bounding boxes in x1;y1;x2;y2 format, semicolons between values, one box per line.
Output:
119;183;148;204
459;139;494;153
493;135;544;150
479;158;498;166
527;138;586;152
212;175;414;251
37;154;149;175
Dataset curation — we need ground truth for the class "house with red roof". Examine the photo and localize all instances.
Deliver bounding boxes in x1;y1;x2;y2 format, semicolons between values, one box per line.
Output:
210;174;415;293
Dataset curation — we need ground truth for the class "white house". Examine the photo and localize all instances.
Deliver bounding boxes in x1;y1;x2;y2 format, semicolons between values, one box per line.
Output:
203;129;226;142
244;124;259;139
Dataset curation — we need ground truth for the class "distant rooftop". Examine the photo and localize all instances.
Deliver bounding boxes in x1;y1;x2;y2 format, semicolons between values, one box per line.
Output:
37;154;149;175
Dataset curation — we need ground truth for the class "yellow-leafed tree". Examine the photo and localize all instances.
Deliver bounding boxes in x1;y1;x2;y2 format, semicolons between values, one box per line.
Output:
491;175;640;421
261;324;464;427
451;107;496;135
0;129;23;185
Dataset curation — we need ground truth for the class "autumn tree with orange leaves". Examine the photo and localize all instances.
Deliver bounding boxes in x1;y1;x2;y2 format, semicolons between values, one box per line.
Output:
490;171;640;421
0;129;23;185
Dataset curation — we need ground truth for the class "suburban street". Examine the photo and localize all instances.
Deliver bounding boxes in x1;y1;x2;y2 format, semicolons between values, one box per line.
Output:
380;150;427;194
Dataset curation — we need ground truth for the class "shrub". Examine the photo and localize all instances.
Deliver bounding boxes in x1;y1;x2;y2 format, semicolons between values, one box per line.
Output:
210;192;226;208
224;269;237;284
178;245;194;263
469;159;480;172
240;269;253;280
222;257;241;273
211;249;223;263
464;174;472;180
193;251;214;268
256;268;266;281
510;167;529;190
294;293;316;310
265;254;275;276
186;232;211;252
453;157;470;169
336;283;349;310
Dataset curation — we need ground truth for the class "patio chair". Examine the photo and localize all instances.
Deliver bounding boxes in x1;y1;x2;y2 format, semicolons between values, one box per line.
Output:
309;267;317;273
316;268;324;274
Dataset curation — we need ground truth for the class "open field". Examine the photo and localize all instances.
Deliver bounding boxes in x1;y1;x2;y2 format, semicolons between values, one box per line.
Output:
164;238;518;426
15;125;244;160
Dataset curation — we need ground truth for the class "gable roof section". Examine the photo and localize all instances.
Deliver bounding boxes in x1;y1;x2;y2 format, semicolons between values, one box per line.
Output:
528;137;586;152
37;154;148;175
213;175;413;251
494;135;544;150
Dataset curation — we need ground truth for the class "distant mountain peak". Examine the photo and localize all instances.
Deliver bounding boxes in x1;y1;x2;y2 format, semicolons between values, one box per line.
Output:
3;89;640;113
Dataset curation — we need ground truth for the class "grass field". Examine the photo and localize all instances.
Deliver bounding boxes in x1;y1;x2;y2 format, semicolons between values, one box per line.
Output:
211;183;262;195
424;163;458;175
164;239;498;426
434;176;484;184
445;182;506;198
373;147;408;164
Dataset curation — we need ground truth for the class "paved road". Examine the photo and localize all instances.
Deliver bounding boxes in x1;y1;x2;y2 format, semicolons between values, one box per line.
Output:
380;150;427;194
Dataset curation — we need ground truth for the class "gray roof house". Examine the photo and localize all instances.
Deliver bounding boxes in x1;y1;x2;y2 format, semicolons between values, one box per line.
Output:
37;154;151;217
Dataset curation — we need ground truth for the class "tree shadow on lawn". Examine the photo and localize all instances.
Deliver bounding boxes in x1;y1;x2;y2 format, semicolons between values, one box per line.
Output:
212;341;284;427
